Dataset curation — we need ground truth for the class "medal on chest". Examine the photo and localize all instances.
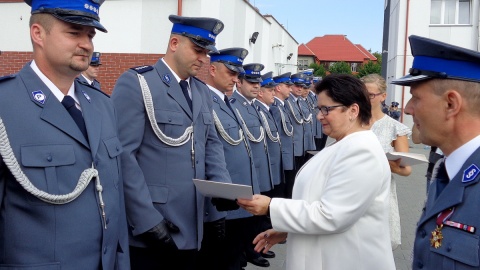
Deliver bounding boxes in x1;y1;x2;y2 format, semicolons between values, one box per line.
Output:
430;208;454;249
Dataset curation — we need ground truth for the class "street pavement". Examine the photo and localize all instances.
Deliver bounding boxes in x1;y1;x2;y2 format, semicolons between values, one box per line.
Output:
246;139;430;270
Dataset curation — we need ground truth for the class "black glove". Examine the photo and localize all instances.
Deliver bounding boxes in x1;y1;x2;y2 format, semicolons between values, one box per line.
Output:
141;219;179;250
205;217;226;240
211;197;239;211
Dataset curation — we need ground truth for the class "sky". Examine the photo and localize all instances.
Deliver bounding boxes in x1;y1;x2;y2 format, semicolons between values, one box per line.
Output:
252;0;386;53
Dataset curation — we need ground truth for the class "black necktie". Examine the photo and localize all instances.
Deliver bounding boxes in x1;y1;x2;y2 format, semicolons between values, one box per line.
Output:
434;160;448;198
62;95;88;139
224;96;235;114
179;80;192;111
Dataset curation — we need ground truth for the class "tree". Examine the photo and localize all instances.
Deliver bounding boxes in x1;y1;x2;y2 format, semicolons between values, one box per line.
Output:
309;63;326;77
372;51;382;66
356;60;381;78
329;62;351;75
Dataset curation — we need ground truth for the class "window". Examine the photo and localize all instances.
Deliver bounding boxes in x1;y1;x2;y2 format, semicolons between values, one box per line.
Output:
351;63;357;72
297;59;309;70
430;0;470;24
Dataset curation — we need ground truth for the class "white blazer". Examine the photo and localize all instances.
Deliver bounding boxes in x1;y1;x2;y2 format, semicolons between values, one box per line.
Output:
270;130;395;270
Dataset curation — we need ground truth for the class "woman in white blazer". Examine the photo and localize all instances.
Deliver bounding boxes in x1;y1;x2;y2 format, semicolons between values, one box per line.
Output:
238;74;395;270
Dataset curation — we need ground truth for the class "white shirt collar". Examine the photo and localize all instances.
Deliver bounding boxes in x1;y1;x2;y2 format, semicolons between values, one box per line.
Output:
445;135;480;180
274;96;284;106
208;84;226;102
256;100;269;110
30;60;78;105
81;74;93;85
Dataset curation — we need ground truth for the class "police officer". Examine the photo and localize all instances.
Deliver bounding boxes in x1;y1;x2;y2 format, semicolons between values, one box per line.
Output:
392;35;480;270
78;52;102;91
204;48;261;269
112;15;233;269
303;73;324;152
0;0;129;268
291;72;316;159
273;72;299;198
389;101;401;121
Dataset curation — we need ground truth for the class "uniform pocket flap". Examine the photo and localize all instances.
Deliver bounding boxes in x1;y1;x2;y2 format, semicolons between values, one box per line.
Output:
103;136;123;158
431;227;480;266
155;110;183;125
21;145;75;167
202;112;213;125
148;185;168;204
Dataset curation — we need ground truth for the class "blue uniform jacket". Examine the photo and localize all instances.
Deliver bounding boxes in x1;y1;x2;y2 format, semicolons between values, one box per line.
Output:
0;63;129;269
413;147;480;269
297;97;316;152
270;98;295;171
285;94;305;157
230;91;273;192
307;91;323;139
77;74;102;92
254;100;283;186
111;59;231;250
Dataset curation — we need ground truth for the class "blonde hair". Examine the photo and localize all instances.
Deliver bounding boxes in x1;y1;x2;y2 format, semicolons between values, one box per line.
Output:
360;74;387;93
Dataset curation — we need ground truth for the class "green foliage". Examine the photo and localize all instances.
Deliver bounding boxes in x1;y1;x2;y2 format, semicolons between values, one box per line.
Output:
329;62;352;75
309;63;326;77
356;61;381;78
372;51;382;66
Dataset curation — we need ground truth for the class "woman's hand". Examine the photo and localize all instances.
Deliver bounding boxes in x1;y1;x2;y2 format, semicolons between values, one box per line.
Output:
237;194;271;215
252;229;288;253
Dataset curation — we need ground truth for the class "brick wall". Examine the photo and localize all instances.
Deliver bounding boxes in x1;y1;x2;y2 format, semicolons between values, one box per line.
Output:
0;51;211;95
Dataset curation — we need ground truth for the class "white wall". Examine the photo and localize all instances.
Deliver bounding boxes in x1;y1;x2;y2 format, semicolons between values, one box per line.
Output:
0;0;298;76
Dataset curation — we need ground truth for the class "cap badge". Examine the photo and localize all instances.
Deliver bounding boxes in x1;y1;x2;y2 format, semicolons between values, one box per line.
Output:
213;22;223;34
32;90;46;104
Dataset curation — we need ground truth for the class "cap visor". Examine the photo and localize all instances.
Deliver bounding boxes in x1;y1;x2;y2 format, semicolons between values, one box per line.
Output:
391;74;430;86
245;77;263;83
53;14;107;33
224;63;245;74
190;38;218;53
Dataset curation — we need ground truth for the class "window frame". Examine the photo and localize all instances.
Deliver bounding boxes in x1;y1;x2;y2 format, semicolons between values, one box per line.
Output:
430;0;471;25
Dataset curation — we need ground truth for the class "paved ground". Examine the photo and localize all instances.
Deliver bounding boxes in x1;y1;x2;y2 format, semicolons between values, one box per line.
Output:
246;140;430;270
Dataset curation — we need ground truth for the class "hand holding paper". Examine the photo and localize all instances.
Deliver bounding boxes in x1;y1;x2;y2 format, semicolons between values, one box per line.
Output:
386;152;428;167
193;179;253;200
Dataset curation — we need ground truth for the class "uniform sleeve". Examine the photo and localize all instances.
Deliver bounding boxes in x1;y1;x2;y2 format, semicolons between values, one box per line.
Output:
111;71;163;236
270;137;388;234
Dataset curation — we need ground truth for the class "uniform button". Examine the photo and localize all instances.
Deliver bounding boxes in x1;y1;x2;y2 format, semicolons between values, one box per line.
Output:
196;160;199;164
103;247;107;254
168;118;172;122
94;159;99;166
205;212;209;216
47;156;52;162
420;229;426;238
106;218;110;225
417;262;423;268
116;146;120;151
447;245;452;252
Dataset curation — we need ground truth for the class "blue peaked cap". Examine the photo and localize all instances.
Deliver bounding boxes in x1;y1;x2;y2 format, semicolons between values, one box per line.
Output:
169;15;224;53
261;71;278;88
392;35;480;86
209;48;248;74
25;0;107;32
290;72;306;85
273;72;293;85
90;52;101;66
241;63;264;83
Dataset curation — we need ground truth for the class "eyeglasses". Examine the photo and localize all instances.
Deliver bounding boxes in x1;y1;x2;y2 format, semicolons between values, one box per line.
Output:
318;105;345;115
368;92;383;99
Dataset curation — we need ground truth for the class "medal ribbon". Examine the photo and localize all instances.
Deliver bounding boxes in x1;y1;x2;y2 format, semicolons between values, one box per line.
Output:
436;208;454;226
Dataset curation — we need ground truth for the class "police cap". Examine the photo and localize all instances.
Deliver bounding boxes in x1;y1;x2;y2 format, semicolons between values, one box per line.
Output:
90;52;101;66
261;71;278;88
241;63;264;83
169;15;224;53
25;0;107;33
392;35;480;86
290;72;306;86
209;48;248;74
273;72;293;85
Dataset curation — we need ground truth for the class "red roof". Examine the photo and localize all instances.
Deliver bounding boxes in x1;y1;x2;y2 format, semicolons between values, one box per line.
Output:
302;35;376;62
298;43;315;56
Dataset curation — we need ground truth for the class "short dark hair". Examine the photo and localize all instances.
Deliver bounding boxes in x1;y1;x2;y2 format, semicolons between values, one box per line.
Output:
315;74;371;125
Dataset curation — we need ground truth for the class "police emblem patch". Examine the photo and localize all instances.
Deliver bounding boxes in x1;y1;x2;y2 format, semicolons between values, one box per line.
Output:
462;164;480;183
81;89;91;102
162;74;171;85
32;90;46;104
213;96;218;102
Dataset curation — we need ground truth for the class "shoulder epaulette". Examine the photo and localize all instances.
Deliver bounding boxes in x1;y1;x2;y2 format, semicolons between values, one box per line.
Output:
130;65;154;74
0;74;16;83
192;76;207;86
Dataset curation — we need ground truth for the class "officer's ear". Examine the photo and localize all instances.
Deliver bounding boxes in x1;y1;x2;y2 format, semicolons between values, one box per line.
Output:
168;35;181;52
31;23;45;48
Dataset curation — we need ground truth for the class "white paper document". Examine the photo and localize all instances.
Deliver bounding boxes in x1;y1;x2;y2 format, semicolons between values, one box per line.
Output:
193;179;253;200
386;152;428;166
